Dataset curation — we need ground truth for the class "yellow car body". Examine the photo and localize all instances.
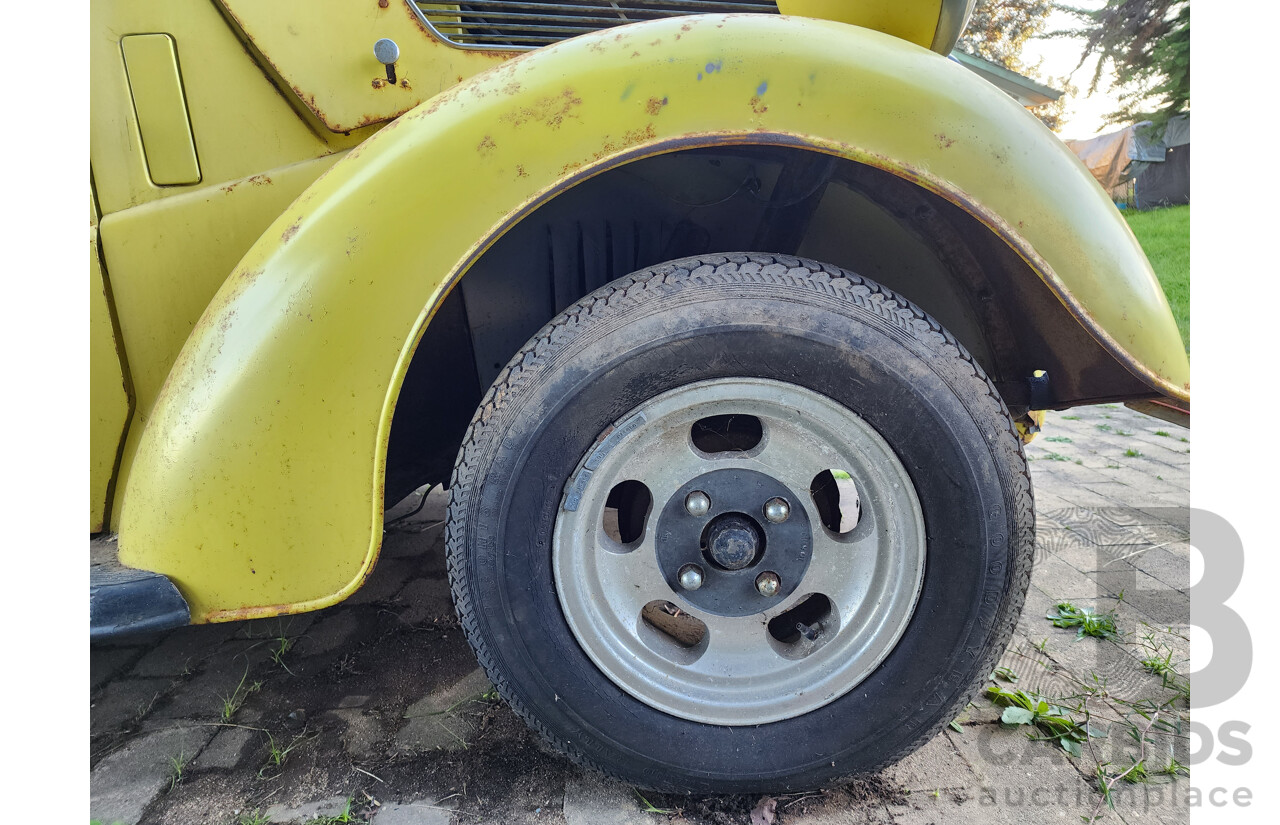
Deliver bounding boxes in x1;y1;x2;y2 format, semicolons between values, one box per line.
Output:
91;0;1189;628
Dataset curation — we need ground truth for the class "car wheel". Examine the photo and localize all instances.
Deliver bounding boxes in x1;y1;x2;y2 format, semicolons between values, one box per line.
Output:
445;253;1034;793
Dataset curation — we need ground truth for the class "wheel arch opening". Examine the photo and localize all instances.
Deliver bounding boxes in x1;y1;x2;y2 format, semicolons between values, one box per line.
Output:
384;144;1151;504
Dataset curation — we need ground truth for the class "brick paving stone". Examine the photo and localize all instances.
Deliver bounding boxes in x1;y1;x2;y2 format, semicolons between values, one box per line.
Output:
92;646;145;691
563;773;675;825
91;678;173;734
129;623;239;678
883;730;979;792
372;798;456;825
90;725;215;825
396;668;493;754
294;610;363;658
264;796;351;823
191;725;260;770
323;708;389;761
392;576;453;626
147;639;274;722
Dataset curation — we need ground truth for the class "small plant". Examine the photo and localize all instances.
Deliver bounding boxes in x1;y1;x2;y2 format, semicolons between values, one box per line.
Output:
1139;641;1190;701
634;789;675;815
1096;424;1112;432
259;729;308;778
1044;452;1070;462
1047;602;1119;640
220;669;262;722
1123;448;1142;458
985;686;1094;758
167;749;190;791
1179;436;1189;443
1154;430;1170;437
1045;435;1073;443
990;666;1019;683
1062;415;1081;420
1115;429;1133;437
1105;463;1120;469
316;797;358;824
270;633;295;674
236;810;272;825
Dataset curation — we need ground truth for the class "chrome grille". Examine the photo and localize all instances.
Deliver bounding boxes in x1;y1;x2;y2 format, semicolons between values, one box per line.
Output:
412;1;780;50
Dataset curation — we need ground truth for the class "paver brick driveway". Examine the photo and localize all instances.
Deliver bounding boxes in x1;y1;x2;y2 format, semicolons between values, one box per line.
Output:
91;404;1191;825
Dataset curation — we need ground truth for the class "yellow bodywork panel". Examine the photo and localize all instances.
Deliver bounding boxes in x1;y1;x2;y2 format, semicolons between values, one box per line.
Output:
118;15;1189;621
214;0;508;133
90;0;366;214
779;0;941;50
91;229;131;532
121;34;201;186
102;153;347;530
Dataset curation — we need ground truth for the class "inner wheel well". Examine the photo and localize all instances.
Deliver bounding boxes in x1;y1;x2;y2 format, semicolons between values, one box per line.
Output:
384;145;1147;503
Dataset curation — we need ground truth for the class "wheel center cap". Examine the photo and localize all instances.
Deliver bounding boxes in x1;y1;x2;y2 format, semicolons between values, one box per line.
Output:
705;513;761;570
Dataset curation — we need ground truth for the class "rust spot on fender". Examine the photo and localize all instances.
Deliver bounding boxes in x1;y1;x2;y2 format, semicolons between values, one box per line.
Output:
499;88;583;129
749;96;768;114
477;135;497;156
936;133;956;149
371;78;387;90
400;78;412;90
645;96;668;115
516;164;529;178
378;0;389;7
206;603;297;623
281;220;302;243
220;174;272;194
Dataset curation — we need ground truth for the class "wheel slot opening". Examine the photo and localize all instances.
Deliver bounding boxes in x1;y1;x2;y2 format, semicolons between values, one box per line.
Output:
641;600;707;649
767;593;834;646
603;480;652;548
810;469;860;536
690;413;763;454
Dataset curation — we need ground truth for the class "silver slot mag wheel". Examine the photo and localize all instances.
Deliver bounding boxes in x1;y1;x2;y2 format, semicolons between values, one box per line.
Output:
553;378;926;725
445;254;1034;793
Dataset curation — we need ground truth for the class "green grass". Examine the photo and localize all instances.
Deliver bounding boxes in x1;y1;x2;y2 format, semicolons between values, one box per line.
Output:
1124;205;1189;351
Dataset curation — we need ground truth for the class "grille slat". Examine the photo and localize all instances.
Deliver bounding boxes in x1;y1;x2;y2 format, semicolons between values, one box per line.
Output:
414;1;779;50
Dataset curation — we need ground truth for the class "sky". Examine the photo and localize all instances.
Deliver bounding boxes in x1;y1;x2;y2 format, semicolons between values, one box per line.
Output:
1016;2;1127;141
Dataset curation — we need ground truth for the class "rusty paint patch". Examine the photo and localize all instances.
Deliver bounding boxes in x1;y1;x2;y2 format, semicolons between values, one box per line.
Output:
516;165;529;178
749;96;768;114
645;96;668;115
499;88;583;130
281;220;301;243
372;78;386;90
220;174;272;194
477;135;497;156
936;133;956;149
400;78;412;90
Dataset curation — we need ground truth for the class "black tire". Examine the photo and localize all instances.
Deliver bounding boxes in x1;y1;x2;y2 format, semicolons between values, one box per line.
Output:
446;253;1034;793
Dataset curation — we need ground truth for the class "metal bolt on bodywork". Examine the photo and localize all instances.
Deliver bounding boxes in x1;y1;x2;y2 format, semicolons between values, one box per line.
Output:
685;490;711;517
373;38;400;83
755;571;780;597
678;564;705;591
763;496;790;524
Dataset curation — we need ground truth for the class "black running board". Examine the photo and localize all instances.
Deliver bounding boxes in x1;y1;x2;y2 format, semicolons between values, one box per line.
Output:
91;536;190;641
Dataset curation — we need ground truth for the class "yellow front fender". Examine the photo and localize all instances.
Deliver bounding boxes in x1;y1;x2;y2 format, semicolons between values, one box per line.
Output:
119;14;1189;621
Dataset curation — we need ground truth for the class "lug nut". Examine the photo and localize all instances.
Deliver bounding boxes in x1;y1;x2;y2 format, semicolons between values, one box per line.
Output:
684;490;711;517
678;564;705;591
755;571;780;597
763;496;790;524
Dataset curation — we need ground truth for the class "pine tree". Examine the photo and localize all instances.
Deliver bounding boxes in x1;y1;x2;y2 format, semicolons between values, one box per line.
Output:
1055;0;1190;129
